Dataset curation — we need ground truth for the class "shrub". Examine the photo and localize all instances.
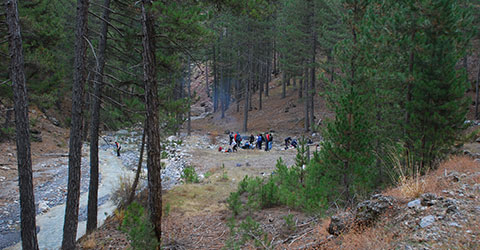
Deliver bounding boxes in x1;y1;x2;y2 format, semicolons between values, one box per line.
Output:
121;202;159;250
112;174;134;208
224;217;271;250
0;127;15;142
226;191;242;216
181;166;199;183
260;177;279;208
283;214;296;232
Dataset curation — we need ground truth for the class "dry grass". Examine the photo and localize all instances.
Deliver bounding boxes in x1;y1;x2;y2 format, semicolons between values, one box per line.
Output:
209;131;219;144
80;235;97;249
385;155;480;199
340;155;480;250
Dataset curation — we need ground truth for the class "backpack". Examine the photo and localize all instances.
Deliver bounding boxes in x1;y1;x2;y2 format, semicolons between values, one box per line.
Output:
266;134;270;142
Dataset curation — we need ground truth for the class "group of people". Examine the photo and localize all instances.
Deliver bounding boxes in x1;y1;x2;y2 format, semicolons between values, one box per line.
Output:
284;137;298;150
219;132;274;153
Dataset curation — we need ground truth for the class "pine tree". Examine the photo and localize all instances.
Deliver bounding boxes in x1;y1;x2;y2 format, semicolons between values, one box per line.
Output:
405;0;471;170
317;0;376;203
62;0;89;248
5;0;39;248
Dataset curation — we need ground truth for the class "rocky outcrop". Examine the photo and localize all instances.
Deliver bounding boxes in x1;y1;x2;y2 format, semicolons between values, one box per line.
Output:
327;194;396;235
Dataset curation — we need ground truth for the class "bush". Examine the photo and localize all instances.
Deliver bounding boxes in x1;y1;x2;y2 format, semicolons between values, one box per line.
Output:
224;216;270;250
226;191;242;216
121;202;159;250
181;166;199;183
0;127;15;142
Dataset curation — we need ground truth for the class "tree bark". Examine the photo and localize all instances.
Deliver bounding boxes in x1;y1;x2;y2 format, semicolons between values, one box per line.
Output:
141;0;162;241
62;0;89;249
87;0;110;234
127;124;146;206
6;0;39;249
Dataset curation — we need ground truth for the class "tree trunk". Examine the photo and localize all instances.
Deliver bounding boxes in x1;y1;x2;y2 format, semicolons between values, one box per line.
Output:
244;38;252;133
127;124;146;206
304;68;310;132
213;45;218;112
310;39;316;129
187;57;191;136
82;71;92;142
259;62;263;110
298;77;303;98
476;58;480;119
282;72;286;99
87;0;110;234
141;0;162;241
265;65;269;97
309;0;316;128
205;59;210;97
62;0;89;249
6;0;39;249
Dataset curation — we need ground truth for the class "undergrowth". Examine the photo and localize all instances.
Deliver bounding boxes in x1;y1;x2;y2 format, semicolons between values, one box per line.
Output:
121;202;159;250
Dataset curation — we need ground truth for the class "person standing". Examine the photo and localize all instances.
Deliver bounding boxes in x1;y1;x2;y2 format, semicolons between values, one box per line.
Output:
229;132;233;145
115;141;121;156
257;134;263;149
265;133;270;151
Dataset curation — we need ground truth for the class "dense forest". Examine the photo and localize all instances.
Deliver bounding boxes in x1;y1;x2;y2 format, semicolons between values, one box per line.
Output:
1;0;480;249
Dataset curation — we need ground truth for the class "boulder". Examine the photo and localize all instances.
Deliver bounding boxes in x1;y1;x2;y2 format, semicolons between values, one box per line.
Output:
355;194;395;226
327;194;396;236
420;193;438;206
327;212;353;236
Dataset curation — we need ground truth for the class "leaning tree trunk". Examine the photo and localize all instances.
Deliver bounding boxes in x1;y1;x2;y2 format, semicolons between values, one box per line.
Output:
127;124;146;206
141;0;162;241
62;0;89;249
6;0;39;249
87;0;111;234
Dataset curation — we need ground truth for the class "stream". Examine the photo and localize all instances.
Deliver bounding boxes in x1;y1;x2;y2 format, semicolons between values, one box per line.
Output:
0;130;189;250
5;147;131;250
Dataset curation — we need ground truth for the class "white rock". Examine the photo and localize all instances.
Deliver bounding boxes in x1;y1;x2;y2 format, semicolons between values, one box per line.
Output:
420;215;435;228
408;199;422;209
167;135;178;141
38;201;49;213
447;222;462;228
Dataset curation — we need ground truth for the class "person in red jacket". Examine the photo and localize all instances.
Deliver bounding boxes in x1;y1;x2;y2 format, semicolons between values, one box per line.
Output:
115;141;121;157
